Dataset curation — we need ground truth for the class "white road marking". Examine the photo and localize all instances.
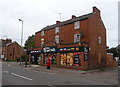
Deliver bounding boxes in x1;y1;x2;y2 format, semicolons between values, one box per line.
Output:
2;71;8;73
48;84;55;87
8;65;10;66
11;73;33;81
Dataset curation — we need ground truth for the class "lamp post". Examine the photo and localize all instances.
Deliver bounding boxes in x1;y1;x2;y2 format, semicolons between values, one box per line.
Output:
19;19;23;65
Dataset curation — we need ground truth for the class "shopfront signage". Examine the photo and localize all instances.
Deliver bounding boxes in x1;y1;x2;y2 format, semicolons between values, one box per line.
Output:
31;50;41;54
43;46;57;53
59;46;85;53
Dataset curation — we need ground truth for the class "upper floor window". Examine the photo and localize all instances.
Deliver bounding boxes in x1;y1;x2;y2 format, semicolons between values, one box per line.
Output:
74;21;80;29
55;35;59;44
74;34;80;43
55;27;59;33
41;42;44;47
41;38;44;41
98;36;101;44
41;31;44;36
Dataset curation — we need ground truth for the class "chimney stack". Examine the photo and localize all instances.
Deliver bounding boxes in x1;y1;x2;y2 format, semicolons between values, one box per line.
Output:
56;21;61;24
72;15;76;19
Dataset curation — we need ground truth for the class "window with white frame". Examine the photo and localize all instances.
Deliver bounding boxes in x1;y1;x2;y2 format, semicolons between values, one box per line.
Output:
98;36;101;44
41;31;44;36
41;38;44;41
74;21;80;29
55;35;59;43
74;34;80;43
41;42;44;47
55;27;59;33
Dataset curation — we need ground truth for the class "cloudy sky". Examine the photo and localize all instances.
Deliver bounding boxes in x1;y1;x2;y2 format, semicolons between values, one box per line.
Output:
0;0;119;48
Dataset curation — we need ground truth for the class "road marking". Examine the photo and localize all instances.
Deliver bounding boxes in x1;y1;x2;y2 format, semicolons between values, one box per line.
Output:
8;65;10;66
11;73;33;81
2;71;8;73
48;84;55;87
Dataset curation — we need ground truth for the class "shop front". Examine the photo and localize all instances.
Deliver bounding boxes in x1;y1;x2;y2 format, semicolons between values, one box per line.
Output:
59;46;88;67
30;50;41;65
42;46;57;65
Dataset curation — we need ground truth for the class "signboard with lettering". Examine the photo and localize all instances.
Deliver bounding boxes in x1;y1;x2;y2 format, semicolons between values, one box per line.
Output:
43;46;57;53
30;50;41;54
59;46;86;53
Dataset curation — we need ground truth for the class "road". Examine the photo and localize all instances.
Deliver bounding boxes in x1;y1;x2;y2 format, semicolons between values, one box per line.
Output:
2;62;118;86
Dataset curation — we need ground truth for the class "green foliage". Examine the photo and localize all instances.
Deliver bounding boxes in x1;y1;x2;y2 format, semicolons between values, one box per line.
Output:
24;35;34;50
107;47;118;57
21;55;29;62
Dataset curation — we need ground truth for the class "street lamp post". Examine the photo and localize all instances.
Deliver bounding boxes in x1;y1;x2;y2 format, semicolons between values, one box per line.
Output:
19;19;23;65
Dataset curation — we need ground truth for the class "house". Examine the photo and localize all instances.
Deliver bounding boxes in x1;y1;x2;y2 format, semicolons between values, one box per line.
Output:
31;6;107;70
5;41;24;61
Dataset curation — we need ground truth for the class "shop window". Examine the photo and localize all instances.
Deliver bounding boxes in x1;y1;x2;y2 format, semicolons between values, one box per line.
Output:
55;27;59;33
60;53;81;66
74;34;80;43
60;53;73;65
73;53;80;66
74;21;80;29
41;31;44;36
55;35;59;43
44;53;56;64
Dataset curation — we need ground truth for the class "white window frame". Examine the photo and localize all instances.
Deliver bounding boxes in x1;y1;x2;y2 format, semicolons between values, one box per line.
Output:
98;36;101;44
41;38;44;41
41;42;44;47
74;21;80;29
74;34;80;43
55;35;59;44
41;31;44;36
55;27;59;33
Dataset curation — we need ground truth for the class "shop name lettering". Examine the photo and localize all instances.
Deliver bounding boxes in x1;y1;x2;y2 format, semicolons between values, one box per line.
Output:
43;47;56;52
60;47;79;51
31;50;41;53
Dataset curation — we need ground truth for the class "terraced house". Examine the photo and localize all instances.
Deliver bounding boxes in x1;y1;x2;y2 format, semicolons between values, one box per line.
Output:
31;7;107;70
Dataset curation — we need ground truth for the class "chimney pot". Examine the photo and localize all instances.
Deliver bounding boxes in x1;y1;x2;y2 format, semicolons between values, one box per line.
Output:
56;21;61;24
72;15;76;19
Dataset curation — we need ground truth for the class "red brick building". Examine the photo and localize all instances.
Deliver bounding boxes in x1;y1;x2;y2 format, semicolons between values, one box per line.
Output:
5;41;23;61
31;7;107;70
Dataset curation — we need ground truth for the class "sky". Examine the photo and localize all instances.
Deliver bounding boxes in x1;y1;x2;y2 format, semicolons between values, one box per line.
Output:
0;0;119;48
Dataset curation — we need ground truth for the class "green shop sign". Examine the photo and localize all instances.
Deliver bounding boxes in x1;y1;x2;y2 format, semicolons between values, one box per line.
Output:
42;46;57;53
30;50;42;54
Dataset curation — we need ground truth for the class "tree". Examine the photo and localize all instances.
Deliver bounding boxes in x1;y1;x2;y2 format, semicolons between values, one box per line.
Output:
24;35;34;50
107;47;118;57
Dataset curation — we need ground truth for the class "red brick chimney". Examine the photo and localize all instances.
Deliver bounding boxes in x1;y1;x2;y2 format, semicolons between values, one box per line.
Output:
56;21;61;24
93;6;100;17
72;15;76;19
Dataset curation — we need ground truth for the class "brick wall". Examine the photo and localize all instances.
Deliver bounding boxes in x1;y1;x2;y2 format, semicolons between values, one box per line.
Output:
6;42;23;61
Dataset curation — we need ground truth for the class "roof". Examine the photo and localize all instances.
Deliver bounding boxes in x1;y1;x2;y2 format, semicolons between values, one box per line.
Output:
6;41;20;47
36;12;94;34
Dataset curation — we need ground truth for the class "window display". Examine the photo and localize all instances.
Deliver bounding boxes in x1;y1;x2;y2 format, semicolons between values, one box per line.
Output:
60;53;73;65
44;53;56;64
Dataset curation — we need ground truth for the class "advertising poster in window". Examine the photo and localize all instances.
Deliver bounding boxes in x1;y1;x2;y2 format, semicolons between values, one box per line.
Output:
73;53;80;66
84;53;88;61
